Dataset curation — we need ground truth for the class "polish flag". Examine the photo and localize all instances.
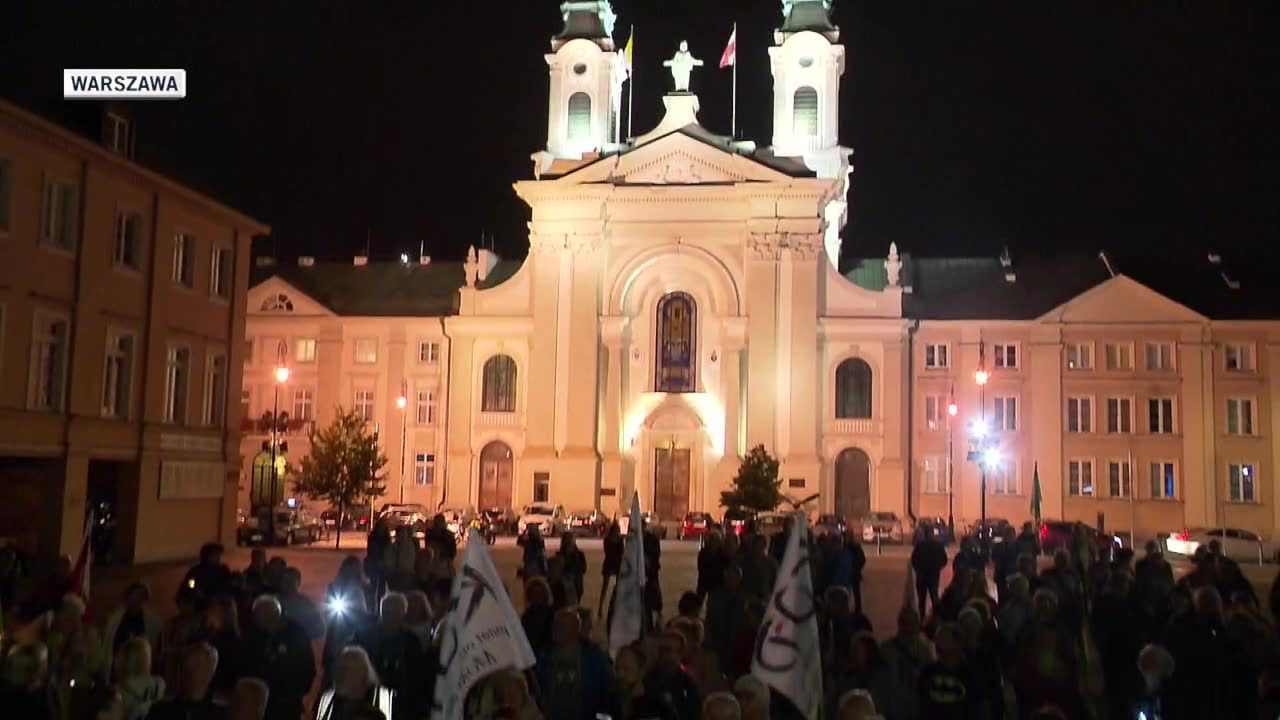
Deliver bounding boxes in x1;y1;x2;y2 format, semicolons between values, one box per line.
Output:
719;26;737;69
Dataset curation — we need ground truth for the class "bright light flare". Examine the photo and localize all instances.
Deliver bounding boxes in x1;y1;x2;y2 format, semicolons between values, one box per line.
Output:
974;368;989;386
970;419;988;438
396;395;408;410
982;448;1001;469
274;366;290;383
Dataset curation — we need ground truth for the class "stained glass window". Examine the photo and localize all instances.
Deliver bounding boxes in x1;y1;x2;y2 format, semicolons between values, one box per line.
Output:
655;292;696;393
835;358;873;418
482;355;517;412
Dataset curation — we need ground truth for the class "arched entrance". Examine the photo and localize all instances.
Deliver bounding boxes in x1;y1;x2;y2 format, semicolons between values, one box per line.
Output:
477;442;514;510
835;448;871;520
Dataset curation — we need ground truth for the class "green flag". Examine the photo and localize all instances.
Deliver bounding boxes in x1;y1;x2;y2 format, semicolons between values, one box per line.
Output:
1031;462;1043;524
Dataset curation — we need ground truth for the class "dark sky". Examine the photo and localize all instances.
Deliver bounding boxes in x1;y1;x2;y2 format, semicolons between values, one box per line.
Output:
2;1;1275;266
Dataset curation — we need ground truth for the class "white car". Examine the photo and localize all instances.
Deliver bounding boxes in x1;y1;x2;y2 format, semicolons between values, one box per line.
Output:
1165;527;1277;562
517;502;565;537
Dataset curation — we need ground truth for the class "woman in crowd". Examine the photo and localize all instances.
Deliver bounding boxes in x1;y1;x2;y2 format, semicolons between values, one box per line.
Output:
114;637;163;720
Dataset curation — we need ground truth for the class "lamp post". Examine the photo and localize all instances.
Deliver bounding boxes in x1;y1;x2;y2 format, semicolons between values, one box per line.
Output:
973;340;990;546
947;386;958;536
396;378;408;504
269;343;290;546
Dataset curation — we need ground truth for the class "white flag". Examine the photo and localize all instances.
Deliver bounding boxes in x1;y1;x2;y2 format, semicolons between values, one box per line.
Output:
430;528;536;720
609;492;646;652
751;513;823;720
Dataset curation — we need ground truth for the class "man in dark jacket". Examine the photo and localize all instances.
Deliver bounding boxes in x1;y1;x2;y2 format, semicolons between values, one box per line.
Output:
645;629;702;720
425;514;457;564
696;530;728;598
243;594;316;720
180;542;232;606
1013;522;1041;561
911;533;948;615
536;609;617;720
362;591;426;720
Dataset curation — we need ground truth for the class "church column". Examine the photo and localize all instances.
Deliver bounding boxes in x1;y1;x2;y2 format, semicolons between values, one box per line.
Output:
744;234;779;450
713;318;747;510
780;236;823;495
443;324;476;511
601;316;627;510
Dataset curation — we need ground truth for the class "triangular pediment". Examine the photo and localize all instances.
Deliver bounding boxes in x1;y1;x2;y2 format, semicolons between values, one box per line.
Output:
551;130;793;186
1039;275;1205;324
247;276;334;318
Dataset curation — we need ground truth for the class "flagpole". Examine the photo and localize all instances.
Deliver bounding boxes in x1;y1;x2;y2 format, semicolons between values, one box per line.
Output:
730;22;737;139
627;25;635;141
1128;448;1136;549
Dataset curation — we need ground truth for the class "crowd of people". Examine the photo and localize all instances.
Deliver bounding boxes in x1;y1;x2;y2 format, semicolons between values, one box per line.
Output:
2;515;1280;720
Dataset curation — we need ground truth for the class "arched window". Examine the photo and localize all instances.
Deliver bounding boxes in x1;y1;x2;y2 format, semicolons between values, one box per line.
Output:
793;87;818;137
260;293;293;312
481;355;517;412
655;292;696;393
567;92;592;142
835;358;873;418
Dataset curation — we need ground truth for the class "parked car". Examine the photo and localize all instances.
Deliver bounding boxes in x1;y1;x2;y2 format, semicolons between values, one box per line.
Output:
348;503;373;531
1040;520;1123;556
518;502;566;537
968;517;1013;546
1165;527;1277;562
269;507;323;545
440;508;474;539
913;516;953;545
861;511;905;544
569;509;609;537
677;512;717;540
480;507;518;536
378;503;430;536
815;514;848;537
722;509;753;537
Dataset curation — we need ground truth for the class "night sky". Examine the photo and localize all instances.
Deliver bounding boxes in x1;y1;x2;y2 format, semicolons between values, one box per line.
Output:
2;1;1275;267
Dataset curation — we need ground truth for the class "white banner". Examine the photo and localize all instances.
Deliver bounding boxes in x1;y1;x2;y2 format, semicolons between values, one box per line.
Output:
429;528;535;720
609;492;646;652
751;513;823;719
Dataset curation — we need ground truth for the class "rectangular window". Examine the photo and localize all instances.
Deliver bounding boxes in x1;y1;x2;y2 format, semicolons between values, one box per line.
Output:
1067;396;1093;433
294;338;316;364
533;471;550;503
1228;463;1257;503
40;178;79;251
0;156;12;232
240;388;251;419
113;210;143;270
924;394;942;431
355;390;374;421
202;352;228;426
416;390;436;425
1106;397;1133;434
210;246;232;299
989;461;1018;495
993;343;1018;369
1065;343;1092;371
354;338;378;364
1148;397;1175;434
1068;459;1094;497
418;341;440;364
414;452;436;486
163;345;190;424
106;113;131;155
924;343;949;369
243;338;254;364
1145;342;1174;371
1105;343;1133;371
1224;343;1253;372
172;232;194;287
1108;460;1132;498
992;396;1017;432
1226;397;1255;436
28;311;70;411
922;456;946;494
1149;461;1177;500
102;330;135;419
292;388;314;422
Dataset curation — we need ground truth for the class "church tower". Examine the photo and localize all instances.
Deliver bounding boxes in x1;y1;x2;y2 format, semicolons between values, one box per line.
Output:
544;1;622;159
768;0;845;157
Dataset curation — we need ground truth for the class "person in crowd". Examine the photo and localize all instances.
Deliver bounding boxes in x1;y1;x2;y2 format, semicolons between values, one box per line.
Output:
951;537;986;578
384;527;419;593
992;525;1018;601
879;605;932;720
535;608;615;720
705;566;746;676
243;548;269;598
144;642;222;720
365;592;425;720
180;543;232;605
115;637;164;720
735;534;777;602
158;587;204;690
521;577;555;656
956;606;1004;720
278;567;325;640
671;617;725;695
556;532;587;605
0;642;60;720
1163;586;1253;719
424;514;457;565
403;590;433;651
1132;643;1174;720
263;557;289;595
242;594;315;720
103;582;162;680
518;525;547;581
326;557;370;610
828;631;904;720
702;692;741;720
1016;553;1042;596
23;555;74;619
1012;590;1085;718
84;685;125;720
769;516;793;566
644;522;664;630
997;574;1033;648
47;593;104;711
836;689;882;720
917;623;979;720
818;586;870;678
599;521;624;618
314;646;392;720
1070;523;1098;585
728;599;766;680
732;675;769;720
614;644;676;720
1090;571;1144;719
645;629;701;720
204;594;244;702
228;678;270;720
472;669;542;720
365;519;392;601
696;530;728;598
321;587;376;685
0;546;22;617
1014;522;1041;561
1039;550;1085;628
910;530;947;617
843;532;868;614
676;591;703;622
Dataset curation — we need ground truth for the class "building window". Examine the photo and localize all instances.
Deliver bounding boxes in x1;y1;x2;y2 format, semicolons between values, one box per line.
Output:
243;338;255;364
1067;396;1093;433
1145;342;1174;371
294;338;316;364
102;330;135;419
210;246;232;299
1068;459;1094;497
172;232;195;287
533;472;550;503
924;394;942;430
416;390;435;425
567;92;592;142
40;178;79;251
29;311;70;411
1106;397;1133;434
835;358;873;419
240;388;251;419
105;113;131;155
415;452;435;486
418;341;440;364
993;343;1018;369
354;338;378;364
203;352;228;426
922;457;946;494
1224;343;1254;372
1148;397;1175;434
1228;463;1256;503
163;345;190;424
793;86;818;136
293;388;314;422
0;156;11;232
260;293;294;312
113;211;143;270
1226;397;1255;436
655;292;697;393
1149;461;1177;500
992;396;1017;432
1108;460;1132;498
924;343;949;369
481;355;518;412
989;461;1017;495
1104;343;1133;371
1065;343;1092;371
354;390;374;421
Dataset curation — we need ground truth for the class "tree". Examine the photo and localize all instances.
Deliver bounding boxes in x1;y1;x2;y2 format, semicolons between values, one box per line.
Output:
721;444;782;513
292;407;388;547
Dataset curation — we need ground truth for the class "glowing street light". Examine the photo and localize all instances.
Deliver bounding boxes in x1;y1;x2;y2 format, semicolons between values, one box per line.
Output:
397;378;409;503
274;366;291;384
948;401;959;417
974;368;989;386
982;447;1001;470
395;395;408;410
970;418;988;438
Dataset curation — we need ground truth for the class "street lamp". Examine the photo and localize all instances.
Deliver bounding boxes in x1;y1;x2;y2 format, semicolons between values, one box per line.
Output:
974;341;989;546
396;378;408;504
269;342;289;545
946;386;958;535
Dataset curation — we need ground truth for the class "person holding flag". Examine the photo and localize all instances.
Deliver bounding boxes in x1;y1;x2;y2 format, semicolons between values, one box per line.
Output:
608;492;646;653
752;511;823;719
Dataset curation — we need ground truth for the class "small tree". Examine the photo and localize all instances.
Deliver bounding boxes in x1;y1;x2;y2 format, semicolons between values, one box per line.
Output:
292;407;388;547
721;444;782;513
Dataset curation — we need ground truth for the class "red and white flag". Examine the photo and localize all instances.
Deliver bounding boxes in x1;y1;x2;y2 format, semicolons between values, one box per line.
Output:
70;510;93;600
719;26;737;69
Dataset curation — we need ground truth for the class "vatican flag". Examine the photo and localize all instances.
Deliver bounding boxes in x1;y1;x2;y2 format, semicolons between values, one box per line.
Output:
429;528;536;720
623;26;635;77
752;513;823;719
609;491;646;652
